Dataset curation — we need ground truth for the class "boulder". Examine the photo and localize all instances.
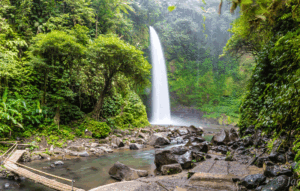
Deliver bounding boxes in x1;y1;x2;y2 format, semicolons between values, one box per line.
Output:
111;135;125;148
171;146;189;155
276;154;286;164
256;157;270;168
69;151;79;156
108;162;148;181
78;151;89;157
239;174;266;189
154;146;193;171
190;137;206;143
176;128;189;136
286;151;295;162
161;164;183;175
68;146;85;152
39;153;50;159
90;143;99;148
187;125;204;136
154;150;179;171
20;151;31;162
192;152;206;162
111;143;118;148
228;128;239;142
31;155;42;161
129;143;144;150
138;132;148;140
216;145;228;154
174;137;184;144
98;147;113;153
148;133;170;146
135;138;146;145
261;175;289;191
174;150;193;169
211;129;230;145
54;161;64;166
190;142;209;153
264;165;293;177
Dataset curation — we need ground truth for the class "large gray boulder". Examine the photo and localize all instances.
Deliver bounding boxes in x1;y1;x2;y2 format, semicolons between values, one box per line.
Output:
148;133;170;146
154;146;193;171
108;162;148;181
211;129;230;145
187;125;204;136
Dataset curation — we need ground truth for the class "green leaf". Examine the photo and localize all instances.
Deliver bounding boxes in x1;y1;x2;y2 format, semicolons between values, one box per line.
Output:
168;6;176;12
241;0;253;5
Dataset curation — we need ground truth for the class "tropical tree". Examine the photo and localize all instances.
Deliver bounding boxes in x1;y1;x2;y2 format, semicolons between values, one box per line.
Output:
29;30;85;126
87;34;151;120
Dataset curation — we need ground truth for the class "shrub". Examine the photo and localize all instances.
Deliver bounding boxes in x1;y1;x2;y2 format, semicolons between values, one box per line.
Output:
79;117;111;138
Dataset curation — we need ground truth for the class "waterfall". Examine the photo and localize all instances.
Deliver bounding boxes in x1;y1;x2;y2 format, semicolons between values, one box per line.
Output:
149;26;171;125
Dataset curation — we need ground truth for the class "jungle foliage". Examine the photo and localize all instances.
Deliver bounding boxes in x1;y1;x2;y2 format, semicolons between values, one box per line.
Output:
0;0;152;139
216;0;300;177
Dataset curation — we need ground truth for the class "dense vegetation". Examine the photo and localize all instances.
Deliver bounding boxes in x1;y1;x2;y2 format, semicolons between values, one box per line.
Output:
214;0;300;179
0;0;152;140
1;0;251;142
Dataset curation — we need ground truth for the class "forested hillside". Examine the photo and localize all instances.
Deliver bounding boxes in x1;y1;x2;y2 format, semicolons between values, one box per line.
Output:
1;0;251;142
0;0;153;140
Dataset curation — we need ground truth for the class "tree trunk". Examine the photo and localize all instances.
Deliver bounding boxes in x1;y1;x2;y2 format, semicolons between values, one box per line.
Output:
42;71;47;105
95;15;98;38
92;77;111;120
53;104;60;129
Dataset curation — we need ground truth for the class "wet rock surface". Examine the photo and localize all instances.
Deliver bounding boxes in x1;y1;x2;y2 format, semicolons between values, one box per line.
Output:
261;175;289;191
239;174;266;189
108;161;148;181
4;124;298;191
161;163;183;175
148;133;170;146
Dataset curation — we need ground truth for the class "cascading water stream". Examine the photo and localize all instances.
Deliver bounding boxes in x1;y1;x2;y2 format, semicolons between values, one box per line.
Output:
149;26;171;125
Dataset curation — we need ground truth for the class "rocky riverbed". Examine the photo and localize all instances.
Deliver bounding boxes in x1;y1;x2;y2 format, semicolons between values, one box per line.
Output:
0;125;298;191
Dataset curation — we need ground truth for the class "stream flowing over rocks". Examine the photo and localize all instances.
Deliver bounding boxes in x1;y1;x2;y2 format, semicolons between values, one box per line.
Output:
1;124;298;191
